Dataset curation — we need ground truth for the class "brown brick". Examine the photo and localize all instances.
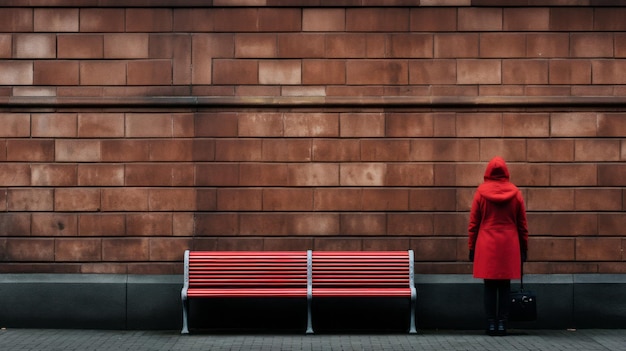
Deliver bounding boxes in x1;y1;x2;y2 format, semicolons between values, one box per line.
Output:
55;140;100;162
125;213;172;236
527;188;574;211
284;113;338;137
551;113;597;137
593;8;626;31
362;238;410;251
507;163;550;187
55;239;101;262
409;188;456;211
31;113;77;137
149;189;196;211
313;238;362;251
411;238;458;262
195;164;240;186
432;213;467;236
576;238;622;261
55;188;100;212
262;238;312;251
80;61;126;85
503;8;549;31
361;140;410;162
34;8;78;32
127;164;191;187
5;239;54;262
592;60;626;85
102;238;149;262
240;163;289;186
195;112;238;137
101;140;149;162
571;33;614;58
339;113;384;137
192;34;234;84
288;163;339;186
0;8;32;32
346;8;409;32
434;34;478;58
529;213;597;236
259;60;301;85
411;7;456;32
0;213;31;236
31;213;77;236
101;188;149;211
457;60;501;84
386;213;433;236
599;164;626;186
386;164;434;186
212;59;256;84
77;113;124;138
387;34;432;58
238;112;283;137
257;8;301;32
78;214;125;236
262;188;313;211
173;213;193;237
238;213;286;236
502;60;548;84
599;214;626;235
575;140;620;161
217;189;262;211
126;8;172;32
57;35;103;58
196;189;216;212
80;8;124;32
172;8;213;32
549;60;591;84
386;113;434;137
0;164;30;186
312;139;360;161
7;140;54;162
31;164;76;186
151;140;193;161
458;8;502;31
340;213;386;236
0;34;10;58
551;164;597;186
531;237;575;261
503;113;550;137
340;163;386;186
411;139;479;162
526;33;569;58
128;60;172;85
194;213;238;236
480;33;525;58
303;8;344;32
527;139;574;162
360;189;408;211
479;139;527;162
150;238;191;261
34;61;79;85
326;34;366;58
302;59;346;85
14;34;55;59
314;188;361;211
346;60;408;85
262;139;311;162
126;113;173;137
550;8;593;31
0;62;33;85
214;139;260;162
598;113;626;137
409;59;456;84
278;34;325;58
616;33;626;58
235;34;276;58
456;113;502;137
575;189;622;211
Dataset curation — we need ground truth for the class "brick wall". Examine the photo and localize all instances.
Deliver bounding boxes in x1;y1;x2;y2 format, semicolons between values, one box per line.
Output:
1;1;626;275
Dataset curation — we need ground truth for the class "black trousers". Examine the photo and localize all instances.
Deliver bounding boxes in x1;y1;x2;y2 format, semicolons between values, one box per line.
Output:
484;279;510;320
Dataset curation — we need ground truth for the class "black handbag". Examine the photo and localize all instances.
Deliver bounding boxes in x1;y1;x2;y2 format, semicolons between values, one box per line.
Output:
509;262;537;322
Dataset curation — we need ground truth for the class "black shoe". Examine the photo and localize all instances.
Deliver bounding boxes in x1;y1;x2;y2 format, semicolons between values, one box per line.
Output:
485;319;496;336
496;319;507;336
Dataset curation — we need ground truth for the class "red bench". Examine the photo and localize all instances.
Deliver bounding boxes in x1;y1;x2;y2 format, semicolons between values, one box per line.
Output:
181;250;416;334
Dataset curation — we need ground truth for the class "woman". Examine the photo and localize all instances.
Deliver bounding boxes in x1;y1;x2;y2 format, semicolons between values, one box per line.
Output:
468;156;528;336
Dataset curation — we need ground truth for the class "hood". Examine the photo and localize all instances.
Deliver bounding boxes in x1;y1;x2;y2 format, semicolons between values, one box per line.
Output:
477;157;518;202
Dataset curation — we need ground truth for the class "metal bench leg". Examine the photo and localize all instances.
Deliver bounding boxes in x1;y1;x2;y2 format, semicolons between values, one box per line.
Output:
306;249;314;334
181;297;189;334
306;296;314;334
409;288;417;334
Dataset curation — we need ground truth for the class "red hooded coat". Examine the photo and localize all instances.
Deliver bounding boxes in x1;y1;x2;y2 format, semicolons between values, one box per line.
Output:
468;157;529;279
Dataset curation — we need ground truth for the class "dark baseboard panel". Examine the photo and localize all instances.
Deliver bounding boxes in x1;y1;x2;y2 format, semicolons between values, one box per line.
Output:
1;274;625;331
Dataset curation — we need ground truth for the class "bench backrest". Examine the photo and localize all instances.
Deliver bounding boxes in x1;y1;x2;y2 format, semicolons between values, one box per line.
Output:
312;251;413;288
185;251;309;288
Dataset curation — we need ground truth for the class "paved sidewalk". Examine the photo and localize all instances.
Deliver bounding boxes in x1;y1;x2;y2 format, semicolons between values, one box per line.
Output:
1;328;626;351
